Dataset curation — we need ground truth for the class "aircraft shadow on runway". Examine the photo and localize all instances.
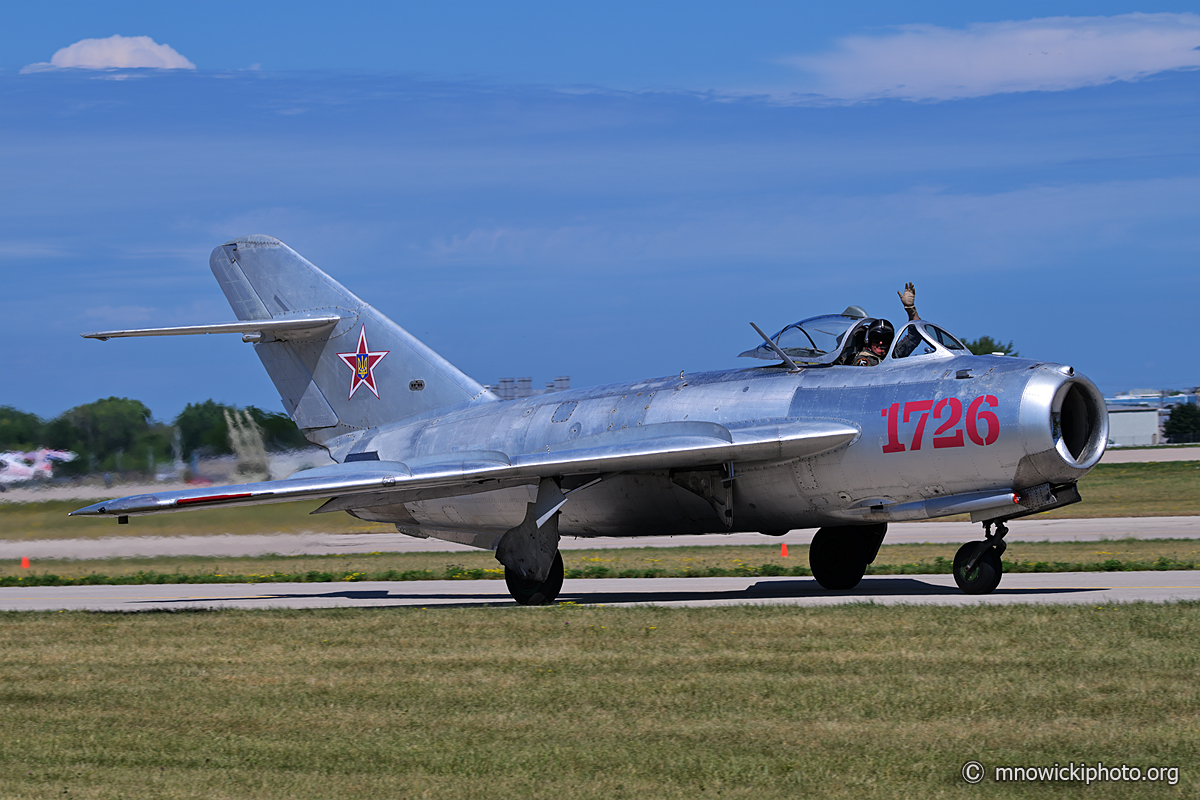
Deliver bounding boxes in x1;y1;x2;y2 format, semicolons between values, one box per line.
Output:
133;588;511;608
132;576;1100;608
565;577;1099;605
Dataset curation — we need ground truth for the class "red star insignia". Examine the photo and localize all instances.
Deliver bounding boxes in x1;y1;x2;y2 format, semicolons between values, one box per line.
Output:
336;324;390;399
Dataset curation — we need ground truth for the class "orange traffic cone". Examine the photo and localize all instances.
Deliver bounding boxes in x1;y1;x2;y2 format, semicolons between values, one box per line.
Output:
780;543;789;558
21;557;30;569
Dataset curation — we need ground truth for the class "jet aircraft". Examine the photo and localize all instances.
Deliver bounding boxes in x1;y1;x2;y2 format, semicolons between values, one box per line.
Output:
2;449;76;489
73;236;1108;603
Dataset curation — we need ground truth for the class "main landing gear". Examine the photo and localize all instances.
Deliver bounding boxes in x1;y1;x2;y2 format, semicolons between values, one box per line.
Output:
809;523;887;590
505;551;565;606
952;520;1010;595
495;477;570;606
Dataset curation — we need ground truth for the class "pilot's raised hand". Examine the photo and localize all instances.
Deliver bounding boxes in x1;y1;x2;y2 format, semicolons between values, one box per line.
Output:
898;282;919;320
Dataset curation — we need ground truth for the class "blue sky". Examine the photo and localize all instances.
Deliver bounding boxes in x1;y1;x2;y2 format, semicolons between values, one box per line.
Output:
1;2;1197;422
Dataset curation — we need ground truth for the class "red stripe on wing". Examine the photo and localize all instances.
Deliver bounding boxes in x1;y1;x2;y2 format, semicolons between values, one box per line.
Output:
175;493;255;506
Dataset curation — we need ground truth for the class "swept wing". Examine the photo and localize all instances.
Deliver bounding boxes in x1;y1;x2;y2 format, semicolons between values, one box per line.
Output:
71;418;857;518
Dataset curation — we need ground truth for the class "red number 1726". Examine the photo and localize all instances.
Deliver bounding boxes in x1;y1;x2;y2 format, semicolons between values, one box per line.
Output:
881;395;999;453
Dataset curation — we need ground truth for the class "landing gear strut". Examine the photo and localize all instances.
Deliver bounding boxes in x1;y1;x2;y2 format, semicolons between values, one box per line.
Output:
496;477;567;605
952;520;1009;595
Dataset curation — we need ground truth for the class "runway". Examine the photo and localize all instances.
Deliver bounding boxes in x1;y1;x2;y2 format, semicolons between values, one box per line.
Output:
3;516;1196;561
2;571;1197;611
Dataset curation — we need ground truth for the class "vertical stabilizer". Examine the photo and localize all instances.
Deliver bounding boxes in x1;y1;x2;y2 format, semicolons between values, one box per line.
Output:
210;235;492;443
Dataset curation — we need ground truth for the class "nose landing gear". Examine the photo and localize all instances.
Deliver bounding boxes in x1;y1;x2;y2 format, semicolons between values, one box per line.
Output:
952;520;1009;595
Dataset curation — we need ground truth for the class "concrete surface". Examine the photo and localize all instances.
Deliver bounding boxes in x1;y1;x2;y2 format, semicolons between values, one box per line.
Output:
2;571;1197;611
1100;446;1200;463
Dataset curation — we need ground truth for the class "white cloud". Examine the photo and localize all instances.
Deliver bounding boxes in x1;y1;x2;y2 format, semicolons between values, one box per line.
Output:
781;13;1200;102
21;35;196;74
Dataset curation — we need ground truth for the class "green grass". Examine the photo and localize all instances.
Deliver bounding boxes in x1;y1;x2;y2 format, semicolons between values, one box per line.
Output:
4;538;1199;587
0;604;1195;799
1;462;1197;542
1014;461;1200;519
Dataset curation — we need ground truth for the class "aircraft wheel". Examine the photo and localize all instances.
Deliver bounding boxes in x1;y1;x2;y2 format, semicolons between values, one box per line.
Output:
809;527;868;590
952;541;1003;595
505;551;564;606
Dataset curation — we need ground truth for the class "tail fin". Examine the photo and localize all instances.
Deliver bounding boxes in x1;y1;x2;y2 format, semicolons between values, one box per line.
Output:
210;235;492;444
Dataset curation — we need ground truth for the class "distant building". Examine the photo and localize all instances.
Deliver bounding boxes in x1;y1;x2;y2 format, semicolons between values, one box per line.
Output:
485;376;570;400
1106;407;1160;447
1103;388;1198;447
1107;389;1198;409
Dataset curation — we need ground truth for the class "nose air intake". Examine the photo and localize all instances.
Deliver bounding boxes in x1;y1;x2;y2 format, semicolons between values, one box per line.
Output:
1056;379;1106;467
1016;368;1107;488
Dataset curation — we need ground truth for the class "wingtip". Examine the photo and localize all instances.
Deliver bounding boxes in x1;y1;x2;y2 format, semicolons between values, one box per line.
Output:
69;501;108;517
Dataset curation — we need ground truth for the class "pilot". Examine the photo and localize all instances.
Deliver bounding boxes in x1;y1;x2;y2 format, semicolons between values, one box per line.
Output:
853;319;895;366
851;283;918;366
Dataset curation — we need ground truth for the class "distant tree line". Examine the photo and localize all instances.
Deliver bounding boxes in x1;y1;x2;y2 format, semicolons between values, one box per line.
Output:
963;336;1018;357
0;399;309;477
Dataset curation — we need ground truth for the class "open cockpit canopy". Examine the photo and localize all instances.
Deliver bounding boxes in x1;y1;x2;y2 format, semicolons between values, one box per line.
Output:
740;310;970;366
739;313;872;365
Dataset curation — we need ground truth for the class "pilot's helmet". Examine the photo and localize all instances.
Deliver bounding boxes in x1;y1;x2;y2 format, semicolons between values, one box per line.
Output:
867;319;895;348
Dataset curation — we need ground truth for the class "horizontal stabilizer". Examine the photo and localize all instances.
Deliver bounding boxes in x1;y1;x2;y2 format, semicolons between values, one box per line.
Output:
81;315;343;341
70;418;858;519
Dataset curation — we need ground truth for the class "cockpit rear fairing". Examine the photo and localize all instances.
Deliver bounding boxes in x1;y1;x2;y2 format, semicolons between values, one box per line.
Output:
889;321;969;361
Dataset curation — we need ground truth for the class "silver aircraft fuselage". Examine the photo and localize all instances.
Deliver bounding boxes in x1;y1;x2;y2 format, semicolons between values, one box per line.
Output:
335;351;1106;541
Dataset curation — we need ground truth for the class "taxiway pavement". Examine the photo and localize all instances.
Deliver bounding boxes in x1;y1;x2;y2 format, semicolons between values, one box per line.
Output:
1;571;1197;611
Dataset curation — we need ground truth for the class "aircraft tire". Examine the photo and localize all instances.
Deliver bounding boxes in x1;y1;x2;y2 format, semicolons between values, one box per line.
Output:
809;527;868;590
505;551;565;606
952;541;1003;595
